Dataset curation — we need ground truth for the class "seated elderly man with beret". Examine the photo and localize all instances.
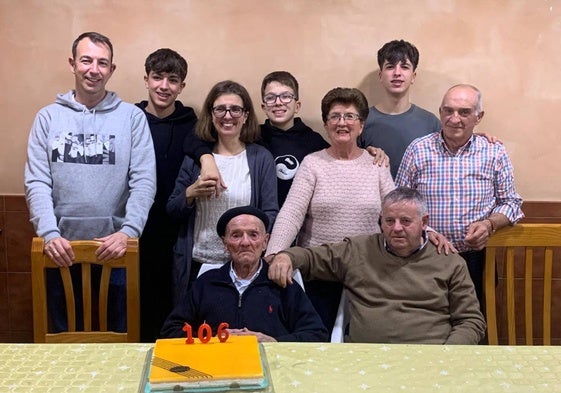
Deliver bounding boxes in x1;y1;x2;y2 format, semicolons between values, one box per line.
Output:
160;205;328;342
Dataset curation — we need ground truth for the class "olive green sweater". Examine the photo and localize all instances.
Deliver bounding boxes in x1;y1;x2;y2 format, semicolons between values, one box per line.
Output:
283;234;486;344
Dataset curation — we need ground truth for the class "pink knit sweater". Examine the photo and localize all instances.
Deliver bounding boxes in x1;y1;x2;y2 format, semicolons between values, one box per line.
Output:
266;149;395;254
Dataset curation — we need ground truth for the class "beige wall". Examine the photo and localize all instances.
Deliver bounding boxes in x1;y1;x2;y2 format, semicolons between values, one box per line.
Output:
1;0;559;200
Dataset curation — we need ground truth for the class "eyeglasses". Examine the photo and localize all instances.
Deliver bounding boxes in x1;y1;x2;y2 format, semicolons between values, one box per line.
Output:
326;112;361;124
440;107;476;118
212;105;246;118
262;92;295;105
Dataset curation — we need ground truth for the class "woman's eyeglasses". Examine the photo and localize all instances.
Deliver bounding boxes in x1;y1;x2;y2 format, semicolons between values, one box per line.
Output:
212;105;246;118
326;113;361;124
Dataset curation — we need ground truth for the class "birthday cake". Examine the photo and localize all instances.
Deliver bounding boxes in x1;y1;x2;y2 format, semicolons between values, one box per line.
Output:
146;335;266;392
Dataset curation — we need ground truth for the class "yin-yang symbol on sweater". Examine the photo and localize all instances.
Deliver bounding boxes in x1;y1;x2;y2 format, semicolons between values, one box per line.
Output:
275;155;299;180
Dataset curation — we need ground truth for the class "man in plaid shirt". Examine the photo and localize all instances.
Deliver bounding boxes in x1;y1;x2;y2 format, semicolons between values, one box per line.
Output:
395;84;524;306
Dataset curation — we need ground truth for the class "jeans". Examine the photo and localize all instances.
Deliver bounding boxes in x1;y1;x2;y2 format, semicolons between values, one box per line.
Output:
46;265;126;333
459;249;485;306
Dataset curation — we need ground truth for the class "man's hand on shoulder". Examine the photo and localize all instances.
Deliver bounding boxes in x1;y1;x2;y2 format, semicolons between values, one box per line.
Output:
267;253;293;288
94;231;129;261
45;237;74;267
475;131;502;144
426;230;457;255
365;146;390;167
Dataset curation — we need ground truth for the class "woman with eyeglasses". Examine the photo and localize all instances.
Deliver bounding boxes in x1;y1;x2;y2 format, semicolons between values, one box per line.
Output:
265;87;395;334
167;80;278;303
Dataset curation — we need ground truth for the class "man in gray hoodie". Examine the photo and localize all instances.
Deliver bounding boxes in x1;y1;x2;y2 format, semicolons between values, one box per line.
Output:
24;32;156;332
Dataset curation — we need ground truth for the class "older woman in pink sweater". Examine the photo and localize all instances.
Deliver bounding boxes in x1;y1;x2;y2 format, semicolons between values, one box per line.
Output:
266;87;395;332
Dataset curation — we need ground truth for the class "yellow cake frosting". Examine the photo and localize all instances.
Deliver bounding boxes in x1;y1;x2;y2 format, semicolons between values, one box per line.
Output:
148;335;265;390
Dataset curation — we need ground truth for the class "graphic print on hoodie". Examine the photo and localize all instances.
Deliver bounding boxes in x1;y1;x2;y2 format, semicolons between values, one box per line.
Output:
51;132;115;164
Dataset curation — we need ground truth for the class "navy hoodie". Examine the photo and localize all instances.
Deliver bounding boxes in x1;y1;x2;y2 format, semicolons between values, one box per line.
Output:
136;101;198;235
260;118;329;206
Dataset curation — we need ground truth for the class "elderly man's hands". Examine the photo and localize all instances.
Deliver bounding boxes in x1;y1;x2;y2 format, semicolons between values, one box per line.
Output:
228;328;277;342
267;253;293;288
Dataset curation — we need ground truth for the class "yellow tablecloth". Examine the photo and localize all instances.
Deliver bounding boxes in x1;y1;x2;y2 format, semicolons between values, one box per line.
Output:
263;343;561;392
0;343;151;392
1;342;561;392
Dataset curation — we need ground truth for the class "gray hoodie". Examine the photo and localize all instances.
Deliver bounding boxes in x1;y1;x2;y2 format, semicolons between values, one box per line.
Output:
24;90;156;242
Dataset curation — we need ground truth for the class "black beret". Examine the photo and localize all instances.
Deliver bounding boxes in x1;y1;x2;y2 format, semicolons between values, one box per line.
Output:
216;206;269;237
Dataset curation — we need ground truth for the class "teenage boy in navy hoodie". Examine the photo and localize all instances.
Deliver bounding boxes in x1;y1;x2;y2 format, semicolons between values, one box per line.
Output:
136;48;218;342
258;71;329;206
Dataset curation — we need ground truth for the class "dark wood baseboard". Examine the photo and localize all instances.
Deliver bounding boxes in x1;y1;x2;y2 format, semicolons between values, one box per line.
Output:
520;201;561;223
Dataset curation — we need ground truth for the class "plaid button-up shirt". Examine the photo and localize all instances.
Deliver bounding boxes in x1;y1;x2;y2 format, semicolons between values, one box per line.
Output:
396;132;524;252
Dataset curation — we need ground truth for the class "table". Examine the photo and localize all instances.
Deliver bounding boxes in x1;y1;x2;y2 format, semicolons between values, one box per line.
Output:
1;342;561;392
265;343;561;392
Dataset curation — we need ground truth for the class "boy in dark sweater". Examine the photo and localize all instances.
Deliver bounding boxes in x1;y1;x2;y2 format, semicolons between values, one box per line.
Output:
258;71;329;206
136;48;218;342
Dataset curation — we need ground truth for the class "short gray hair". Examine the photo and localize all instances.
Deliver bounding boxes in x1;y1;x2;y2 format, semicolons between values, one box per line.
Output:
382;187;428;217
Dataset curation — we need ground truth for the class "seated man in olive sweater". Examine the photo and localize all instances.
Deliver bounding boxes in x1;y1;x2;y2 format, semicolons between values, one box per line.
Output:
161;206;328;342
268;187;486;344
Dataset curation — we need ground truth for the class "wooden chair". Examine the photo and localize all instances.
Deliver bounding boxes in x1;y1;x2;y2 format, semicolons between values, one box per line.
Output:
31;237;140;343
484;224;561;345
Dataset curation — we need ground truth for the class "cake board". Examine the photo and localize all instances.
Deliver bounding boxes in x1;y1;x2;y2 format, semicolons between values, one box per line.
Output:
139;343;275;393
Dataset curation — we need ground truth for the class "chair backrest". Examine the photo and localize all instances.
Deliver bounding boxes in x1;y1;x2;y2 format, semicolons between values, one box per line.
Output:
31;237;140;343
330;290;350;343
197;263;222;277
485;224;561;345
